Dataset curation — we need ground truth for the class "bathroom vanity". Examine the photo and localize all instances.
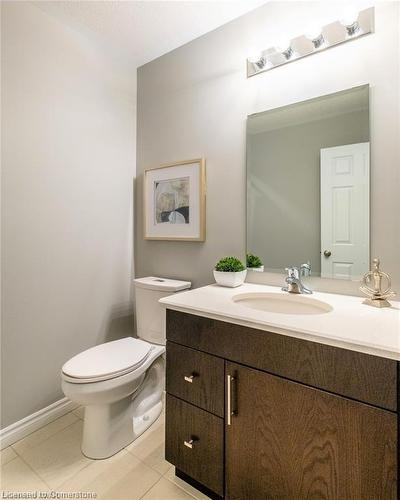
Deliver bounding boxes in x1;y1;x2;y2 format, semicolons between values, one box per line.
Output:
160;85;399;498
161;284;400;499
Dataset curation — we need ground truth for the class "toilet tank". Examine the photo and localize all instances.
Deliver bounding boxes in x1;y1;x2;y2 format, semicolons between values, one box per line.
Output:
134;277;191;345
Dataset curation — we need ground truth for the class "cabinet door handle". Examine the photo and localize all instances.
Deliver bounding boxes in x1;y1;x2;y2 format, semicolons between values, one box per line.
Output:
184;374;196;383
227;374;236;426
184;439;195;449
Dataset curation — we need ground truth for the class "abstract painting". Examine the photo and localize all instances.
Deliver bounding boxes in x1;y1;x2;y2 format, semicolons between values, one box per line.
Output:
154;177;190;224
144;159;205;241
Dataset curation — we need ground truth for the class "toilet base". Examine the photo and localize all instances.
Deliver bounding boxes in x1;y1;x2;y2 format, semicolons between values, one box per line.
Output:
132;400;163;440
81;397;136;459
81;357;164;459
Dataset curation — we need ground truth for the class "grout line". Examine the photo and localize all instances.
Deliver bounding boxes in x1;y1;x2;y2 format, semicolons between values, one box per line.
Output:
3;407;79;450
55;446;136;491
123;445;167;477
30;454;95;492
164;471;209;500
71;407;84;420
137;475;164;500
10;415;91;491
1;452;20;468
55;459;95;491
124;446;140;459
163;465;174;476
10;411;80;454
11;448;53;490
5;411;171;498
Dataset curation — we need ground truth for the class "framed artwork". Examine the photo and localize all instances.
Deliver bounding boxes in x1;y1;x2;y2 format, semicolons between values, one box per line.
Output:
143;158;206;241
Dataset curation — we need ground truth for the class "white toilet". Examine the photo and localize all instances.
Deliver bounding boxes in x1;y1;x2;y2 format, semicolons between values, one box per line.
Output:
61;276;191;459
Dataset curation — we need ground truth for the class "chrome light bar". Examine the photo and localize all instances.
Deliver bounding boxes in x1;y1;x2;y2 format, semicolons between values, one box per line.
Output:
247;7;374;77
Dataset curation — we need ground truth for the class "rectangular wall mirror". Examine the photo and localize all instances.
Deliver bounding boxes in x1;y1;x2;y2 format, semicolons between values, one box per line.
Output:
247;85;370;280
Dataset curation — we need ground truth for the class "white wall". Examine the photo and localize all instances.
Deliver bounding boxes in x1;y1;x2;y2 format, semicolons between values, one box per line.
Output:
136;1;400;292
1;2;136;427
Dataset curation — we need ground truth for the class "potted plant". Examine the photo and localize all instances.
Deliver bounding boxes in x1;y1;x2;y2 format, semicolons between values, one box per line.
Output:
213;256;247;287
246;253;264;272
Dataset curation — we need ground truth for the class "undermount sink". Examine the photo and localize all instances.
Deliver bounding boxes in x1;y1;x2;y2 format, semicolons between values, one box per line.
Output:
232;292;333;315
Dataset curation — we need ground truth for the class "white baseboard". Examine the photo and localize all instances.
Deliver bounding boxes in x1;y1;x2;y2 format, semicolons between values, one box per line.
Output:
0;398;78;449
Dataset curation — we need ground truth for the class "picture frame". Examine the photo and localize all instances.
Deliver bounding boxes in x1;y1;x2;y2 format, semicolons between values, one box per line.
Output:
143;158;206;241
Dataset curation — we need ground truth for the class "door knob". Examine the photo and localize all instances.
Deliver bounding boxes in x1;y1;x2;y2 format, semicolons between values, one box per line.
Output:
324;250;332;257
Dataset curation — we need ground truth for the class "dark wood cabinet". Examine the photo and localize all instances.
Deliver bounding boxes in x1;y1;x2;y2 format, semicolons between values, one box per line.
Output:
165;310;399;499
167;309;397;411
165;394;224;496
166;341;225;416
225;362;397;500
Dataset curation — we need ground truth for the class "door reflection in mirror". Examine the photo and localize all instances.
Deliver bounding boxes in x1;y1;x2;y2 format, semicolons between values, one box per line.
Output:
320;142;369;279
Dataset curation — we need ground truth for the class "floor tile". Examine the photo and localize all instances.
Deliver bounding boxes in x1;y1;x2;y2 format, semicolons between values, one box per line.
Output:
12;412;79;455
1;456;48;491
163;464;174;476
15;420;91;488
60;449;160;500
1;446;17;466
164;467;210;499
72;406;85;420
140;477;197;500
127;417;170;475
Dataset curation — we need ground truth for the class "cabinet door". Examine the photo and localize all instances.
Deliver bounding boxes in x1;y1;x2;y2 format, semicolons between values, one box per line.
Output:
225;362;397;500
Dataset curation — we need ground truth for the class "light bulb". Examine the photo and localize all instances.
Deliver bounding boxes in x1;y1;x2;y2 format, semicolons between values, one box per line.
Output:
274;38;291;53
264;48;287;66
247;50;262;64
305;22;323;42
305;26;324;49
341;7;358;26
341;7;361;36
290;36;315;56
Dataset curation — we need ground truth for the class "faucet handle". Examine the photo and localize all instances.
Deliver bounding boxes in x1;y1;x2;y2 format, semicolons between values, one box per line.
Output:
285;267;299;279
300;262;312;277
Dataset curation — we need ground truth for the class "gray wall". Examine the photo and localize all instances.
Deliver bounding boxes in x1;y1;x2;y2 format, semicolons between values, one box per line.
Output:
1;2;136;427
247;110;369;274
136;1;400;291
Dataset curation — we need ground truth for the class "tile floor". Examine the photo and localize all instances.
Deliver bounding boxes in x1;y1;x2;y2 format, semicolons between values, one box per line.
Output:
0;406;210;499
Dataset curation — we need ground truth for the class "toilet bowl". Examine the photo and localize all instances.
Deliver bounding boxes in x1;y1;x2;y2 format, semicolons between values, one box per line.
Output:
62;338;165;459
61;276;191;459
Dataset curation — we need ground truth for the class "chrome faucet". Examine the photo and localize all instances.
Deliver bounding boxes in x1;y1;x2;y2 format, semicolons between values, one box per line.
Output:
282;263;313;294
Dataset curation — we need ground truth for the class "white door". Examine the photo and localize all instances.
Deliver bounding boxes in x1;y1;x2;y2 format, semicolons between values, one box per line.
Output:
320;142;369;279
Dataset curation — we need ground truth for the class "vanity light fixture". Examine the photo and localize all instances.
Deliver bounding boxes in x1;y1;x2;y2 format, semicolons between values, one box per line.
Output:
247;7;374;77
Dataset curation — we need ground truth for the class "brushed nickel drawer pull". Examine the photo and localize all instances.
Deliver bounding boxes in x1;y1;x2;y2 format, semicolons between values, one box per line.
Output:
184;374;196;383
184;439;195;449
227;374;236;426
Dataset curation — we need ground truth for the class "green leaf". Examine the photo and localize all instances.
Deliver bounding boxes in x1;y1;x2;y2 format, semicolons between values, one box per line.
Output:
215;256;245;272
246;253;263;268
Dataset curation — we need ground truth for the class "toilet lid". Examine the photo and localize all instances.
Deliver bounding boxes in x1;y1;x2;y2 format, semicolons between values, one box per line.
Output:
62;338;153;380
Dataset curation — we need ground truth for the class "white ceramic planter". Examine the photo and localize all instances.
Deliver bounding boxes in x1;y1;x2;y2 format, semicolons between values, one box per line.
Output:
247;265;264;273
213;269;247;288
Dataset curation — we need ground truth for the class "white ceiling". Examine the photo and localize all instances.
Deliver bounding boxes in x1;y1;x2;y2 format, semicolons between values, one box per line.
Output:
37;0;268;69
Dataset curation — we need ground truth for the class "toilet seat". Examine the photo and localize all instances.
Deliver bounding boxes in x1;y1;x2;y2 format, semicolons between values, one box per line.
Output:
62;337;155;384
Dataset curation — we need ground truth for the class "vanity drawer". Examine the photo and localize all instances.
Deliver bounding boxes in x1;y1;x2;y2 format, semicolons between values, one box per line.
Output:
165;394;224;496
166;341;224;417
167;310;398;411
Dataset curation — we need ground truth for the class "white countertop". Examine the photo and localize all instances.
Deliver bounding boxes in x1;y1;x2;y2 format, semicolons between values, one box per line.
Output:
159;283;400;361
